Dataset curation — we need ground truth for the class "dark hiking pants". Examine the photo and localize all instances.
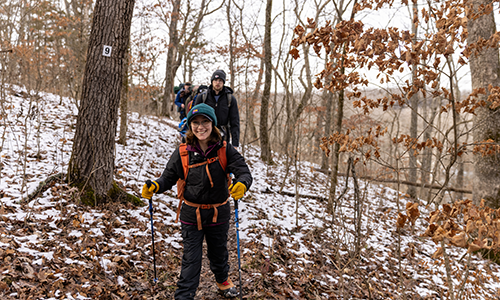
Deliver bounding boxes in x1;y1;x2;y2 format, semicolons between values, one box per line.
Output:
179;110;186;120
174;222;230;300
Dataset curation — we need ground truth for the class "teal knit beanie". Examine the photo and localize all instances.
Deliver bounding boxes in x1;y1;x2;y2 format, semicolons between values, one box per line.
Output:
187;103;217;127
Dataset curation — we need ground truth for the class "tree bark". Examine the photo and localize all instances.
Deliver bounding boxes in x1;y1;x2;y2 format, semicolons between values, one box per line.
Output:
161;0;181;117
321;58;335;170
328;87;344;212
226;0;235;90
68;0;135;204
407;2;419;199
260;0;272;163
467;0;500;208
118;48;129;146
248;59;264;141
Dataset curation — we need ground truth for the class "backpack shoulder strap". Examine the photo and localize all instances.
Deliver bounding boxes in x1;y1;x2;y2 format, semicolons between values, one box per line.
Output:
179;143;189;179
201;92;208;103
217;141;231;187
217;141;228;171
176;143;189;224
227;94;234;108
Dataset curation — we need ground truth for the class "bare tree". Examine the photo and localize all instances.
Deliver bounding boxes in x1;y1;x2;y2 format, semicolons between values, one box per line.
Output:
467;0;500;208
160;0;223;116
226;0;235;90
68;0;135;205
260;0;272;163
407;2;419;198
161;0;181;117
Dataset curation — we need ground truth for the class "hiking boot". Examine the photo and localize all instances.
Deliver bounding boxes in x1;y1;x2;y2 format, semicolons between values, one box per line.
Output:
217;278;240;298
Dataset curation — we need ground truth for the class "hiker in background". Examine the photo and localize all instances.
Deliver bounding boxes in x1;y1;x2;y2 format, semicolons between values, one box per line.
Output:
175;82;192;120
184;84;208;117
194;70;240;148
142;103;253;299
174;83;184;95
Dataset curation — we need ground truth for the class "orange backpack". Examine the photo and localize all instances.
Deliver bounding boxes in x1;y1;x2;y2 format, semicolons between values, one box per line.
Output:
175;142;230;230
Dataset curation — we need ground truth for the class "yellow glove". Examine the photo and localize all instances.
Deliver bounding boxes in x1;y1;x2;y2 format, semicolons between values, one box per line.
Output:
142;180;159;199
229;182;247;200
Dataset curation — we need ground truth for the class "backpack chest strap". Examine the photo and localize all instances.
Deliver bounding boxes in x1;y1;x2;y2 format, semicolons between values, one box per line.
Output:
188;157;219;188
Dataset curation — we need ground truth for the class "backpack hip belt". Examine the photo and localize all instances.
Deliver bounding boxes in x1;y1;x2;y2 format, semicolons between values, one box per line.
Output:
180;199;229;230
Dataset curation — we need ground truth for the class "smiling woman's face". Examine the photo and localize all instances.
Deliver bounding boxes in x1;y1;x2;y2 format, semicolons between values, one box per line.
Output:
190;115;212;142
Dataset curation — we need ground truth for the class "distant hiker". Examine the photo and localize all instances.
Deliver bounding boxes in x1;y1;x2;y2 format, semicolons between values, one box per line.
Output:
175;82;192;120
194;70;240;148
174;83;184;95
184;84;208;117
142;103;253;299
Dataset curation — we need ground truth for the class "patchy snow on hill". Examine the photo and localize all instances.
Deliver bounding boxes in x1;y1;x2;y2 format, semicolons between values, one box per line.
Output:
1;87;500;299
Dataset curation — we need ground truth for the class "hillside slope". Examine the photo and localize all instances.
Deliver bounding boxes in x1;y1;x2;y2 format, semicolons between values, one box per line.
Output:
1;87;499;299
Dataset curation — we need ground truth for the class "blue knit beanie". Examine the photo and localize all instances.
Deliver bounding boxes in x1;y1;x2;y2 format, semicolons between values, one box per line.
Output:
187;103;217;127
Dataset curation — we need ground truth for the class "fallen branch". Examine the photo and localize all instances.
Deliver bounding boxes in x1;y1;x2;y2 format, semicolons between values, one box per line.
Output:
314;168;472;194
26;173;64;202
261;187;327;201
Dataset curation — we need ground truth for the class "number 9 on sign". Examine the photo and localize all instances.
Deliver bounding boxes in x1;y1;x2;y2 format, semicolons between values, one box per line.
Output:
103;45;112;57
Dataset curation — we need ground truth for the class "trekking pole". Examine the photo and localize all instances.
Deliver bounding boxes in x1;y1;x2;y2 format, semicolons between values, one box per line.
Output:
233;197;243;300
147;196;158;283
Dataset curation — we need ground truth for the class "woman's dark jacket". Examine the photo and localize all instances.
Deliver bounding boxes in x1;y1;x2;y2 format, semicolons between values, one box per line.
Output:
154;141;252;225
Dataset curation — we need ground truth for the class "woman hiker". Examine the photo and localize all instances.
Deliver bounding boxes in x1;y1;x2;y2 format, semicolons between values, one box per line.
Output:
142;103;253;299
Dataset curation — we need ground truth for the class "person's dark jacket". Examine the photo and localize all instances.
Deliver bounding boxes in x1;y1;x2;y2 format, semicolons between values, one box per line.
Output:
194;85;240;147
174;88;192;111
154;141;252;225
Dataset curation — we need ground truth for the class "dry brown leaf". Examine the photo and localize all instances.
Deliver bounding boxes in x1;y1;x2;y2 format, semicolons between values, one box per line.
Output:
450;232;467;248
406;203;420;227
432;247;443;259
396;213;407;229
422;223;437;238
429;210;440;224
432;226;447;244
468;242;482;253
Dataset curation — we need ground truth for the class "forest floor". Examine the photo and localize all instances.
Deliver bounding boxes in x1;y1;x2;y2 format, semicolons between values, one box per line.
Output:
1;87;500;299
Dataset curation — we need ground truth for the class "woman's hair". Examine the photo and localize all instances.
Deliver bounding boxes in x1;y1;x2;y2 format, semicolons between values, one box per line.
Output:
185;123;222;146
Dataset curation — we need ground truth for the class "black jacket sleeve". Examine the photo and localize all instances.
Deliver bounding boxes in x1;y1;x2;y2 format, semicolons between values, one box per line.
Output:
226;144;252;190
228;95;240;147
155;147;184;193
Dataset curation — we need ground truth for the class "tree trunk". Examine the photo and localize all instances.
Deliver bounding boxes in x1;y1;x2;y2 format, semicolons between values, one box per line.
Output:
161;0;181;117
227;0;235;90
467;0;500;208
419;96;437;200
321;56;335;170
328;87;344;212
407;2;419;198
68;0;135;204
118;48;129;146
248;59;264;141
260;0;272;163
279;44;313;192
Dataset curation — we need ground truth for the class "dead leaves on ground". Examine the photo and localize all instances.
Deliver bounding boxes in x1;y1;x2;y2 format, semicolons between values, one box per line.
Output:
0;196;182;300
